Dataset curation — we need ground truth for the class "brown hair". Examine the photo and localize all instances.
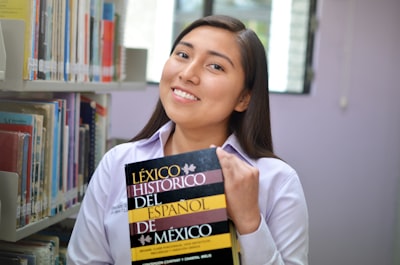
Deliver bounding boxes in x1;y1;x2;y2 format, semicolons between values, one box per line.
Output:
131;15;275;159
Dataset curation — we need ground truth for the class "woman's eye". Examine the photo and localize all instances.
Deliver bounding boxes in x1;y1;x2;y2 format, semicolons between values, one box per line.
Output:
210;64;224;71
176;52;189;59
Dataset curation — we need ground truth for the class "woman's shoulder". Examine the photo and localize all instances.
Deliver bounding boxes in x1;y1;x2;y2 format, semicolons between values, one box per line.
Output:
254;156;300;184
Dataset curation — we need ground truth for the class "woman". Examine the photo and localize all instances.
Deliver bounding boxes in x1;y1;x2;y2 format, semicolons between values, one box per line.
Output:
67;15;309;265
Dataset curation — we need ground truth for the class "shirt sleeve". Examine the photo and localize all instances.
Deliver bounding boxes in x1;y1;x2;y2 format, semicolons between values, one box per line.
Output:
66;153;114;265
238;173;309;265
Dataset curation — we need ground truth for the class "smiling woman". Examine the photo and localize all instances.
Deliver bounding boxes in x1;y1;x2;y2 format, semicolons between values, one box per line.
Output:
67;14;309;265
124;0;317;94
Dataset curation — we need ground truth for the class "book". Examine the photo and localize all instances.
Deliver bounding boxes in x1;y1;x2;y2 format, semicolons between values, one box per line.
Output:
55;92;80;208
78;123;90;201
0;0;35;80
81;92;110;167
125;148;241;265
68;0;79;82
0;130;30;229
76;0;90;82
89;0;103;82
80;95;96;183
100;1;115;82
35;0;50;80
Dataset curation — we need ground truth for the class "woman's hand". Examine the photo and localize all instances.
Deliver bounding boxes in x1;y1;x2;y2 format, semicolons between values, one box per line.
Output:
216;147;261;235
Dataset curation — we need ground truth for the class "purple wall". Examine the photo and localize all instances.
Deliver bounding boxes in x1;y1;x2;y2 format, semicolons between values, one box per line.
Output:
109;0;400;264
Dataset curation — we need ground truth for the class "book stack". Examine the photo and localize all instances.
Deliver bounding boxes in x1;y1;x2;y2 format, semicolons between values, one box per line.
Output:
125;148;241;265
0;0;126;82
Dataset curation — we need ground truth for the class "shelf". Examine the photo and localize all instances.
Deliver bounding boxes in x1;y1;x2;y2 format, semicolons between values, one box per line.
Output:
0;19;147;92
0;171;80;242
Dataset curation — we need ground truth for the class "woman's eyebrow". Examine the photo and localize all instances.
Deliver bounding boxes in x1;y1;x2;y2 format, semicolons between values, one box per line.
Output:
177;41;235;67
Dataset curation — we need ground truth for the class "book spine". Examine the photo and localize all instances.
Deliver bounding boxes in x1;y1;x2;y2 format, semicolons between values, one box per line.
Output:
64;0;71;81
37;0;47;79
101;2;114;82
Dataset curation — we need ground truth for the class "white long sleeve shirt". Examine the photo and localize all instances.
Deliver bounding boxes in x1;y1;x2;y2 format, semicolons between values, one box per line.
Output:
67;121;309;265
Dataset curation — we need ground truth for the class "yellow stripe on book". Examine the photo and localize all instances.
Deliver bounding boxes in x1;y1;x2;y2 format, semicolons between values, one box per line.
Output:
131;233;233;261
128;194;227;223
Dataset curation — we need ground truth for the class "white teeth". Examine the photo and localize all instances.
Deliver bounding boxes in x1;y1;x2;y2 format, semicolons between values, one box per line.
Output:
173;89;199;101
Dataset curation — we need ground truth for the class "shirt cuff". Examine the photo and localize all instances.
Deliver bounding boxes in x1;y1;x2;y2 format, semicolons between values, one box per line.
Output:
237;214;278;265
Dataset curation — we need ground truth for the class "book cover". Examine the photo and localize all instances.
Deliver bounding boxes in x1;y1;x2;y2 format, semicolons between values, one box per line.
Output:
125;148;240;265
0;0;34;80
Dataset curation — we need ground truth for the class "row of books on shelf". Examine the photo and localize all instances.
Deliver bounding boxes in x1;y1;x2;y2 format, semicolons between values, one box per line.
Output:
0;222;73;265
0;0;126;83
0;92;110;229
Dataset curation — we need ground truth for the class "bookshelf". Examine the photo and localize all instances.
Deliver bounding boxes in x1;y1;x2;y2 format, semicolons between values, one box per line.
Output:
0;16;147;242
0;20;147;92
0;171;80;242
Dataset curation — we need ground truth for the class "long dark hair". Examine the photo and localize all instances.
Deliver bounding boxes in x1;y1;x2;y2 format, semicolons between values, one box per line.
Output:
131;15;275;159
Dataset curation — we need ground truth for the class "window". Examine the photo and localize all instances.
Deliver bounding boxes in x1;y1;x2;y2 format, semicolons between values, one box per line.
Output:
124;0;317;94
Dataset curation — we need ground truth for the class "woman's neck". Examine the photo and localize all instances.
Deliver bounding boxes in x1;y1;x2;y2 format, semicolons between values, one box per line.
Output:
164;125;229;156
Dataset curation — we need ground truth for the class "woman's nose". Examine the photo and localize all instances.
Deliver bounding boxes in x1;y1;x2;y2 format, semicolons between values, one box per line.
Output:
179;61;200;85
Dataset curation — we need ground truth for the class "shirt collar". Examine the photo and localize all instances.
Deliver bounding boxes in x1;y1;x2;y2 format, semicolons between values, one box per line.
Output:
137;121;255;166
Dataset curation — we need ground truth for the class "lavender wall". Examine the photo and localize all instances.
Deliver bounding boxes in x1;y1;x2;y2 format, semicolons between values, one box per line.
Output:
109;0;400;264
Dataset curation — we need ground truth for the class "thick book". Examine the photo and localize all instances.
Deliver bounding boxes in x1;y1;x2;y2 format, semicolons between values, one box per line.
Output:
125;148;240;265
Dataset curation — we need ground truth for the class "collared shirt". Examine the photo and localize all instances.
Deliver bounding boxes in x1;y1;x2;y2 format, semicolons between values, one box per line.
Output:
67;121;309;265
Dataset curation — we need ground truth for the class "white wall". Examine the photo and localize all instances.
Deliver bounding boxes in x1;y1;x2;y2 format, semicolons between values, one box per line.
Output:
109;0;400;264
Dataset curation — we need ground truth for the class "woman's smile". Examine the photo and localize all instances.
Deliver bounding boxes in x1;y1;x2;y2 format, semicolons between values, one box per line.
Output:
172;88;199;101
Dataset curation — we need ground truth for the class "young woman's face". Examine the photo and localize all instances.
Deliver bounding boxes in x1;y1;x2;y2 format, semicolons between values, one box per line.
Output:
159;26;249;131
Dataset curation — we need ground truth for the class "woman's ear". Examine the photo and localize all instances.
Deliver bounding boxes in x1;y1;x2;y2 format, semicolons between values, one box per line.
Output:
234;91;251;112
